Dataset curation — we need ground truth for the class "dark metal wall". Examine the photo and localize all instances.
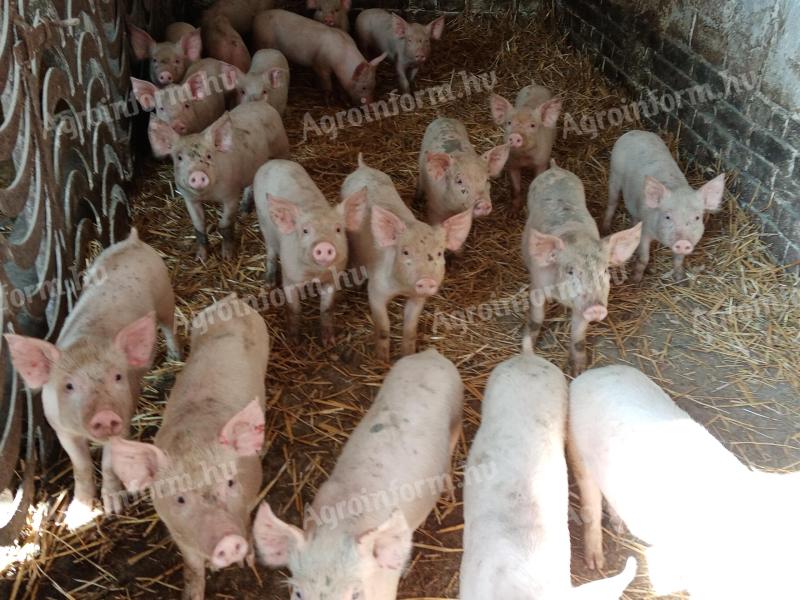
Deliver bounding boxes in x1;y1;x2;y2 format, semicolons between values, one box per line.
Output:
0;0;180;543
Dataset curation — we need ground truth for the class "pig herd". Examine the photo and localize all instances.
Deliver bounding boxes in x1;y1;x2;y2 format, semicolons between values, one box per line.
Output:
4;1;798;599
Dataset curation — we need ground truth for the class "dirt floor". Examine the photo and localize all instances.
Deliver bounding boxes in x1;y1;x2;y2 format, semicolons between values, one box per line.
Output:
2;12;799;600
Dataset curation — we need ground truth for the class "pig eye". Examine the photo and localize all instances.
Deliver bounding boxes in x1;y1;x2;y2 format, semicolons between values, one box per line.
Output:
174;59;180;64
437;251;443;257
292;591;302;600
336;226;342;233
352;593;361;600
206;154;212;160
227;479;234;488
302;228;309;235
567;268;575;276
506;120;511;126
184;102;190;109
115;373;123;381
65;382;74;391
403;250;409;256
177;154;183;161
665;214;671;220
176;496;185;504
695;215;701;221
158;106;165;112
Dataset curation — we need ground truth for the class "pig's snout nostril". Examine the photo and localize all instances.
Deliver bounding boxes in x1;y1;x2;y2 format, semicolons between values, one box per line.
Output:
212;534;248;568
583;305;608;323
672;240;693;255
89;410;123;439
171;121;187;134
509;133;524;148
158;71;173;84
188;171;209;190
312;242;337;266
415;278;439;296
473;201;492;217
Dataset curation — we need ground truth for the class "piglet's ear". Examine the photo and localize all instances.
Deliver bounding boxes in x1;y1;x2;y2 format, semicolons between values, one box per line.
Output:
428;15;445;40
490;93;513;125
340;186;368;231
538;97;562;128
441;208;472;252
252;502;306;567
426;152;451;180
267;194;299;235
528;230;564;266
148;115;179;157
219;399;265;457
131;77;158;111
698;173;725;212
371;205;406;247
114;312;156;368
128;24;156;61
184;70;209;100
356;509;412;570
482;143;510;178
605;221;642;266
180;29;202;62
392;14;407;38
643;175;668;209
267;67;287;89
4;334;60;389
109;437;167;493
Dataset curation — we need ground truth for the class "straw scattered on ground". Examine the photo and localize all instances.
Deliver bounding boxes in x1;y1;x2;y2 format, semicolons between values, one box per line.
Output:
2;12;799;600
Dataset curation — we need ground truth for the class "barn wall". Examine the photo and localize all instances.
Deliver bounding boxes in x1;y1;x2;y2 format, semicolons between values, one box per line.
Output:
549;0;800;268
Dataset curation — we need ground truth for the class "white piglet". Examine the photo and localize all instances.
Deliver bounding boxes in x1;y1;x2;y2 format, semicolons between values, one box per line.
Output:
252;349;464;600
461;350;637;600
569;365;800;599
605;130;725;282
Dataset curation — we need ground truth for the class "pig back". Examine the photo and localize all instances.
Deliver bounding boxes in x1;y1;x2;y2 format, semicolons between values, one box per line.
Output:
526;165;598;237
315;349;463;534
158;297;269;447
57;231;173;349
165;22;196;43
516;83;552;109
422;117;473;157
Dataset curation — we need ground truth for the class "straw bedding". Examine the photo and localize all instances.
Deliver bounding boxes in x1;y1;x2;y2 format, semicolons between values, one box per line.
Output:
2;11;798;600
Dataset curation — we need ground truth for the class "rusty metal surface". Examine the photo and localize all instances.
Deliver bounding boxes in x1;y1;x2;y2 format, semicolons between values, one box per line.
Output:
0;0;177;544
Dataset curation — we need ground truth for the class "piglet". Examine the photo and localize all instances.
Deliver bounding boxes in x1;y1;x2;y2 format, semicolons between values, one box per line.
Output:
461;349;637;600
128;22;202;86
229;49;289;115
149;101;290;261
5;229;179;518
252;348;463;600
131;58;235;135
417;117;510;242
569;365;799;600
111;294;269;600
308;0;350;31
203;0;274;35
522;162;642;375
254;159;366;345
201;14;252;73
355;9;444;93
490;85;562;210
343;154;471;361
253;9;386;106
605;130;725;283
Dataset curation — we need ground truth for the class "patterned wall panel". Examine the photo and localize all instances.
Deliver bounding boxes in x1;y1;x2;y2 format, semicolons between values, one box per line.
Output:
0;0;179;543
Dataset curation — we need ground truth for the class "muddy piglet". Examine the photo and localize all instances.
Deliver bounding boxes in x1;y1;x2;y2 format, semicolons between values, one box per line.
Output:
131;58;235;135
5;229;179;519
523;162;641;375
253;9;386;106
111;294;269;600
129;22;202;86
417;117;510;242
569;365;799;600
230;49;290;115
201;14;252;73
308;0;350;31
461;349;636;600
343;154;471;361
254;159;367;345
252;348;463;600
606;130;725;283
355;9;444;93
149;101;289;261
490;85;562;210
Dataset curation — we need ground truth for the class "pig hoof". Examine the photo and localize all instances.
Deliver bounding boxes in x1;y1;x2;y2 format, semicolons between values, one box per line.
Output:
585;549;606;571
102;488;125;514
400;341;416;356
222;244;235;260
321;328;336;347
375;345;390;363
195;246;209;262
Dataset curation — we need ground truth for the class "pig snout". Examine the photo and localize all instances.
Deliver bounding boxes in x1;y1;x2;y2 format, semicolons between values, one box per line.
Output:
323;16;335;26
89;410;123;439
211;534;249;568
671;240;694;255
312;242;337;266
188;171;210;190
473;200;492;217
582;304;608;323
508;133;524;148
171;120;188;134
157;71;174;85
415;278;439;296
415;54;427;63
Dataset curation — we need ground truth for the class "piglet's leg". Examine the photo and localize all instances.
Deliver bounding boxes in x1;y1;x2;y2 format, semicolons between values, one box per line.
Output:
283;281;302;342
181;549;206;600
567;435;606;571
368;282;392;362
631;232;653;283
672;253;687;284
509;167;524;211
570;312;590;376
319;283;337;347
57;431;95;507
396;61;411;94
183;196;208;261
101;443;126;514
219;198;238;260
524;287;546;349
400;295;427;357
